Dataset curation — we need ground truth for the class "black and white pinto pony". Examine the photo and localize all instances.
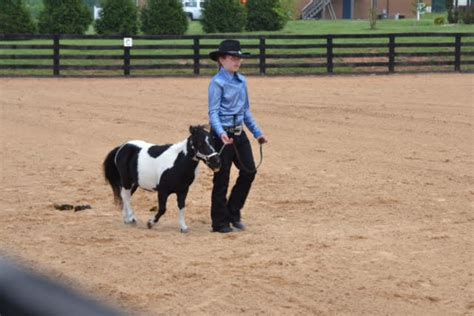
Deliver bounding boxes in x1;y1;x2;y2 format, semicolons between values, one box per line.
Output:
103;125;221;233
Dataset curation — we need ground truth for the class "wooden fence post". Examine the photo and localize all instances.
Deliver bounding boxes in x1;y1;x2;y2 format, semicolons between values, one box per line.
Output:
326;35;333;74
259;37;266;75
124;46;131;76
53;34;60;76
193;37;200;75
388;34;395;73
454;34;461;72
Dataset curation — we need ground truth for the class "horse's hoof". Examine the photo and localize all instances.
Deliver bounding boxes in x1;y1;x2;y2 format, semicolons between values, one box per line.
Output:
147;220;154;229
124;218;137;225
180;228;189;234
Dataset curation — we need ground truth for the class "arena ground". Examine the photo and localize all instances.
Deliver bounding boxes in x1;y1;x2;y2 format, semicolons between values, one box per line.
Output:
1;74;473;315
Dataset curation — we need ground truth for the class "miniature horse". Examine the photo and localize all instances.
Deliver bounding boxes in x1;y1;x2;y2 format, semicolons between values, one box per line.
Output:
103;125;221;233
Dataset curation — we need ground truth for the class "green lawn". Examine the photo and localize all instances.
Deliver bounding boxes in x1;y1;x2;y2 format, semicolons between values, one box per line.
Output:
84;13;474;35
185;13;474;35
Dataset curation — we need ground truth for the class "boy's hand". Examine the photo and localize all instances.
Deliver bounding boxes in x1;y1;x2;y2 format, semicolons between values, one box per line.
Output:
257;136;268;144
221;134;234;145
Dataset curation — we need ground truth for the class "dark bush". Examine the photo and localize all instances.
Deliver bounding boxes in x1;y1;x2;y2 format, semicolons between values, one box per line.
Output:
201;0;246;33
445;0;453;11
446;0;459;23
246;0;287;31
95;0;138;35
0;0;36;34
141;0;188;35
38;0;92;34
460;5;474;24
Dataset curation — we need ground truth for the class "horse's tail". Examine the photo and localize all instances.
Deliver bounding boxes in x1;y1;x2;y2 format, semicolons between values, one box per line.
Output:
103;146;122;205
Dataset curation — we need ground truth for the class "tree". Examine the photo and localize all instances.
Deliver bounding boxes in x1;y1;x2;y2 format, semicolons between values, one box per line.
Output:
24;0;44;20
446;0;459;23
368;5;377;30
246;0;287;31
95;0;138;35
201;0;247;33
83;0;100;15
0;0;37;34
141;0;188;35
38;0;92;34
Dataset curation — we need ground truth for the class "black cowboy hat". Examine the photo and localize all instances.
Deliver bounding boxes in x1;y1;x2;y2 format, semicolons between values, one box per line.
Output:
209;39;250;61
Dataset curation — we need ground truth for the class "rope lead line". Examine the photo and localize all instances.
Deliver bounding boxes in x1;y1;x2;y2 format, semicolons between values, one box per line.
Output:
218;142;263;173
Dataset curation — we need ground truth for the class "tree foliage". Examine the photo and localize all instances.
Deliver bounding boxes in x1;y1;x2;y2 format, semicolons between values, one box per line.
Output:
460;5;474;24
0;0;37;34
141;0;188;35
24;0;43;19
201;0;246;33
95;0;138;35
38;0;92;34
246;0;287;31
446;0;459;23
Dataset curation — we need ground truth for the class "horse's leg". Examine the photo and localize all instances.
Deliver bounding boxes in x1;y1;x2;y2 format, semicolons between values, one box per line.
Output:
115;144;139;225
147;191;169;229
177;189;189;233
131;184;138;196
121;187;137;224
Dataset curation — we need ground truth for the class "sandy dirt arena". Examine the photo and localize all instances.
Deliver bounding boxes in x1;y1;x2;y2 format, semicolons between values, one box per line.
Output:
0;74;473;315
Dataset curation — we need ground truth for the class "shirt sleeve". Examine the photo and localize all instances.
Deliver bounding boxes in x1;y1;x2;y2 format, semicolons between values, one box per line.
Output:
243;83;263;139
208;79;226;138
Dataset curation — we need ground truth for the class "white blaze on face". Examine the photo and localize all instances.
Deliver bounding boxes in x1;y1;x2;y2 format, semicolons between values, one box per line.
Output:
129;139;188;191
205;135;216;153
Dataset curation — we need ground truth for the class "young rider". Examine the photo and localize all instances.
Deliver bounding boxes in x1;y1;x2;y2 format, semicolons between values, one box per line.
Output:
208;39;268;233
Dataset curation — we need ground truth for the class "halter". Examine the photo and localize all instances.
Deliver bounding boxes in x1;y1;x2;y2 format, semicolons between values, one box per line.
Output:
194;151;219;162
189;139;219;163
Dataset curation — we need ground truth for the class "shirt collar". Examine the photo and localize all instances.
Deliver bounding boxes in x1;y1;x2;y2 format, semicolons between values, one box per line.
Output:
219;67;244;82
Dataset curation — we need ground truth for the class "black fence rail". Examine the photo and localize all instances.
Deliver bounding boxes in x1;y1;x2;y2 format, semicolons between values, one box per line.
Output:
0;33;473;76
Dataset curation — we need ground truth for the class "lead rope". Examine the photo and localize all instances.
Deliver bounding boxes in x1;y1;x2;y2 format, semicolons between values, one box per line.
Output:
218;142;264;173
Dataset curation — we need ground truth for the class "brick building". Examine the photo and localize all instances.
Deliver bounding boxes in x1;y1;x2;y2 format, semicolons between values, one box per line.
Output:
299;0;444;20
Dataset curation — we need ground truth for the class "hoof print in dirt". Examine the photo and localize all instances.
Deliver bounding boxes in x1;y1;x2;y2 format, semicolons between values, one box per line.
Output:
74;205;92;212
54;204;74;211
54;204;92;212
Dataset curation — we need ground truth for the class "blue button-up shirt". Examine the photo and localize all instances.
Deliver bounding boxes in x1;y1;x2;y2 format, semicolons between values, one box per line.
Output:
208;68;263;139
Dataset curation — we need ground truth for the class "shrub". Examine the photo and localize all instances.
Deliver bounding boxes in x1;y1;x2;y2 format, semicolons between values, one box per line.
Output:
95;0;138;35
434;16;445;25
201;0;246;33
246;0;287;31
447;9;460;23
460;5;474;24
38;0;92;34
446;0;459;23
0;0;36;34
141;0;188;35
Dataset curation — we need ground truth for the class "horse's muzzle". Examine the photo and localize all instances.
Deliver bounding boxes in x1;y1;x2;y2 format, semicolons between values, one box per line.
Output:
206;155;221;173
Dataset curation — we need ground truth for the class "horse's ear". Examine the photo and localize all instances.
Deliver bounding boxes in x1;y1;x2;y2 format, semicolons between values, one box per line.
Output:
189;125;195;134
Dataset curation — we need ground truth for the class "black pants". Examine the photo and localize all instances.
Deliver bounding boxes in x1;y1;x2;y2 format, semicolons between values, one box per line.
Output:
211;130;257;230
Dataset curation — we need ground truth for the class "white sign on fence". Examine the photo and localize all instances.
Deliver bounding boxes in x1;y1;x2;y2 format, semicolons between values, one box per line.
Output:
123;38;133;48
